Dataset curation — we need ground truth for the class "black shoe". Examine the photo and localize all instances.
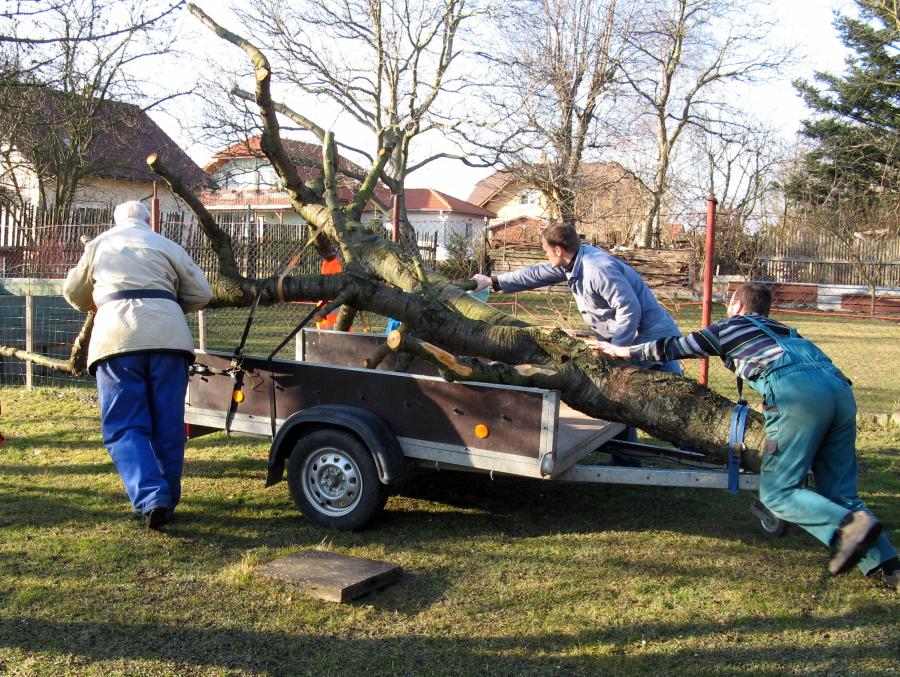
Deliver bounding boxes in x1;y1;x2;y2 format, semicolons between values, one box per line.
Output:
829;511;882;575
144;506;168;531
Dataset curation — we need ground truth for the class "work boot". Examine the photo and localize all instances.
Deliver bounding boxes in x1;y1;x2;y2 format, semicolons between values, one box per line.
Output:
829;511;882;575
144;506;168;531
867;558;899;592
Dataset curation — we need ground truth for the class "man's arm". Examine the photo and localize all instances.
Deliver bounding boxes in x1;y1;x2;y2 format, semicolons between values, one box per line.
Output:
493;263;567;293
590;325;724;362
63;250;96;312
174;250;212;312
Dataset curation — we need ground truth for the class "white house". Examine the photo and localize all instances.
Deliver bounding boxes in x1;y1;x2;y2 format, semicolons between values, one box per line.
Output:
200;136;494;252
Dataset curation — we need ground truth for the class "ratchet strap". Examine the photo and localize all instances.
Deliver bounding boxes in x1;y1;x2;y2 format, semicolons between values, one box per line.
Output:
727;402;750;494
224;290;263;435
266;300;326;438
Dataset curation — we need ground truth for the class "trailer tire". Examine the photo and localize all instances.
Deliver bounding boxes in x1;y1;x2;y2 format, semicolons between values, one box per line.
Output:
752;499;790;538
286;428;387;530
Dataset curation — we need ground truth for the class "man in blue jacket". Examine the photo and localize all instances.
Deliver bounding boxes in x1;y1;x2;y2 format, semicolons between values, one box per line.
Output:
472;223;682;453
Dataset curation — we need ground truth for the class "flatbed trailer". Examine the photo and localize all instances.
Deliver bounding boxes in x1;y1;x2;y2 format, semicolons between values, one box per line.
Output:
185;329;780;532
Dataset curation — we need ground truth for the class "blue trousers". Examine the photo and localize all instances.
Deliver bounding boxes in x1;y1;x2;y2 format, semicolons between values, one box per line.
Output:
95;352;190;515
759;365;896;574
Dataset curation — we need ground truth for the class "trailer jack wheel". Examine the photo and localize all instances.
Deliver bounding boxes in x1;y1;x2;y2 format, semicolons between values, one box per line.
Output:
287;428;387;530
750;498;789;538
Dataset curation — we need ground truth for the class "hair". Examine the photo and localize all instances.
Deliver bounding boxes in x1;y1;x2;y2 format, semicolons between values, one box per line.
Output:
733;282;772;316
113;200;151;226
541;223;581;254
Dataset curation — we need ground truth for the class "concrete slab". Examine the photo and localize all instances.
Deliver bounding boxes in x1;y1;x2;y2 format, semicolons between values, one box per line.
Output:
255;550;402;603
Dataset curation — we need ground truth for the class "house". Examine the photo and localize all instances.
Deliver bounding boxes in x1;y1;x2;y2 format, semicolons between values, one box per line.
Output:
200;136;494;252
0;91;211;220
0;90;212;272
468;163;651;246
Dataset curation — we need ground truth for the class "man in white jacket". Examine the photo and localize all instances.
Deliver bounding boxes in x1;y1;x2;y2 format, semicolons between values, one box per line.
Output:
64;201;211;529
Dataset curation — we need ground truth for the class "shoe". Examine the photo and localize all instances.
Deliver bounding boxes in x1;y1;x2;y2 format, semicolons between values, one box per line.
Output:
144;506;168;531
868;568;899;592
828;511;882;575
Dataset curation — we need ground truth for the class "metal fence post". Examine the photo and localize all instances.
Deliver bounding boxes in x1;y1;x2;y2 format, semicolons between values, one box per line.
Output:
197;309;207;351
699;196;717;386
24;292;33;389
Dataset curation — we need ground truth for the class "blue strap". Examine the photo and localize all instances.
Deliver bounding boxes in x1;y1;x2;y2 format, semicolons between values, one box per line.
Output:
96;289;177;306
727;403;750;494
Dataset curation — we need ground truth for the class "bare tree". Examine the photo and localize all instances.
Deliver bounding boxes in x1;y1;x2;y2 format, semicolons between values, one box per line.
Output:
198;0;488;240
621;0;788;247
2;3;773;473
468;0;631;228
0;1;185;219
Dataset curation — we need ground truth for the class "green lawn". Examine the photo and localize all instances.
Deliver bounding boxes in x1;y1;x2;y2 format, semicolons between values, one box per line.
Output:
0;388;898;675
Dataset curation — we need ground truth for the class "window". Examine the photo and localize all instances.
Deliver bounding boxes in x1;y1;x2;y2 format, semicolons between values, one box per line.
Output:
519;189;540;206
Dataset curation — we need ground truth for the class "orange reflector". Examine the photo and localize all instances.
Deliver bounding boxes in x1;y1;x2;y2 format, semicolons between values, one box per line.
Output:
232;390;244;403
474;423;489;439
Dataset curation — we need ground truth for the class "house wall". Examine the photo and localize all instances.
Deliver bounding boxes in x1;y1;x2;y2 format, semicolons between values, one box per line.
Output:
485;185;553;224
70;178;185;213
0;153;188;214
479;170;652;246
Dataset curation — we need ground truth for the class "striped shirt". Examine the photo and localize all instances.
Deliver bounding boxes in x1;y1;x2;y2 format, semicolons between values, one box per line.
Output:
629;314;795;382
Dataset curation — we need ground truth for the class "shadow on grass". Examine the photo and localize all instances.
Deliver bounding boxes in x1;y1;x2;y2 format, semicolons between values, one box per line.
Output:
0;607;895;674
2;451;895;565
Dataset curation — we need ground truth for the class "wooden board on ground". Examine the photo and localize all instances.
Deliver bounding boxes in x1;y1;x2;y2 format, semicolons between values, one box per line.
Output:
256;550;402;603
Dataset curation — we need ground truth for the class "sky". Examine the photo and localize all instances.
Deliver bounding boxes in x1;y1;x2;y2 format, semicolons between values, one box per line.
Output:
153;0;859;202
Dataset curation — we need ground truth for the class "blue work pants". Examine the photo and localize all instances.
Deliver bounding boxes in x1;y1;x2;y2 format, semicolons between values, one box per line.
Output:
95;352;190;515
759;365;896;574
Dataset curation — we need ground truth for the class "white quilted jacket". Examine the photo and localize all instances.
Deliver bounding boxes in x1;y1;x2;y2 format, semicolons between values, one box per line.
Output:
63;219;211;371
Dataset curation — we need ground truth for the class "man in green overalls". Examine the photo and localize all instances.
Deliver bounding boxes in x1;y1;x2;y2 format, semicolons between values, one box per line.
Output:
591;282;898;590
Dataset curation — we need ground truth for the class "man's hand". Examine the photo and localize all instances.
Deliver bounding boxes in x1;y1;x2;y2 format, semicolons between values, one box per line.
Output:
585;339;630;359
471;274;493;292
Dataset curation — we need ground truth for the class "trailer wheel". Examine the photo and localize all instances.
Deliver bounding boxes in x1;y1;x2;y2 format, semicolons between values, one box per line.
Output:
286;428;387;530
751;498;789;538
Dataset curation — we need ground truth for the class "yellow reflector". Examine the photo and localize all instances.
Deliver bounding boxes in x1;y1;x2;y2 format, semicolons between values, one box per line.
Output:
233;390;244;403
474;423;489;439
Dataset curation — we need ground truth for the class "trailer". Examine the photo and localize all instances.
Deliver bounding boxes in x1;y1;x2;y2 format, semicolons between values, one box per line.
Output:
185;329;783;533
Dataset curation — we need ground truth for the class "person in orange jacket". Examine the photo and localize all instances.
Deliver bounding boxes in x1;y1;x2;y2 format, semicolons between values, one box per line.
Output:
313;238;353;331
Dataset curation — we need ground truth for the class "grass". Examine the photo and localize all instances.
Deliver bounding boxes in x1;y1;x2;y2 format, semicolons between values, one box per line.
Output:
1;387;898;675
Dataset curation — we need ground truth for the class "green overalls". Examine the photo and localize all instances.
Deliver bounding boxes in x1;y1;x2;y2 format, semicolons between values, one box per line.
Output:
743;316;896;574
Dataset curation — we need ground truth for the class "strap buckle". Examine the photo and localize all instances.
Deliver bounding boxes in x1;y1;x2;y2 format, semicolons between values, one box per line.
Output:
727;403;750;494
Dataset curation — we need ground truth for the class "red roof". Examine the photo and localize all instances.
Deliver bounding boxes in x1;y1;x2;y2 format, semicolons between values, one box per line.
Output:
467;171;513;207
202;185;494;217
203;135;363;185
376;187;494;217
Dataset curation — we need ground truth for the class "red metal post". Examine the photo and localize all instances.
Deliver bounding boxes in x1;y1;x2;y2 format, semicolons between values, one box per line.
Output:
151;182;161;233
391;194;400;243
699;195;717;386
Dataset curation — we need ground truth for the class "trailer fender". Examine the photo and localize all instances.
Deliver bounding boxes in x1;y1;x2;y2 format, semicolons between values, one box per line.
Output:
265;404;407;488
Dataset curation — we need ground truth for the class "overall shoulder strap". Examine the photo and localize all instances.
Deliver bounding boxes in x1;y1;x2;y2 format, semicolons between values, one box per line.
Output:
743;314;785;344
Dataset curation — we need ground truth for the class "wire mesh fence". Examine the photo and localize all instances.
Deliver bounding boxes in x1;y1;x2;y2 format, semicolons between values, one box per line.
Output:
1;208;898;414
2;290;898;416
